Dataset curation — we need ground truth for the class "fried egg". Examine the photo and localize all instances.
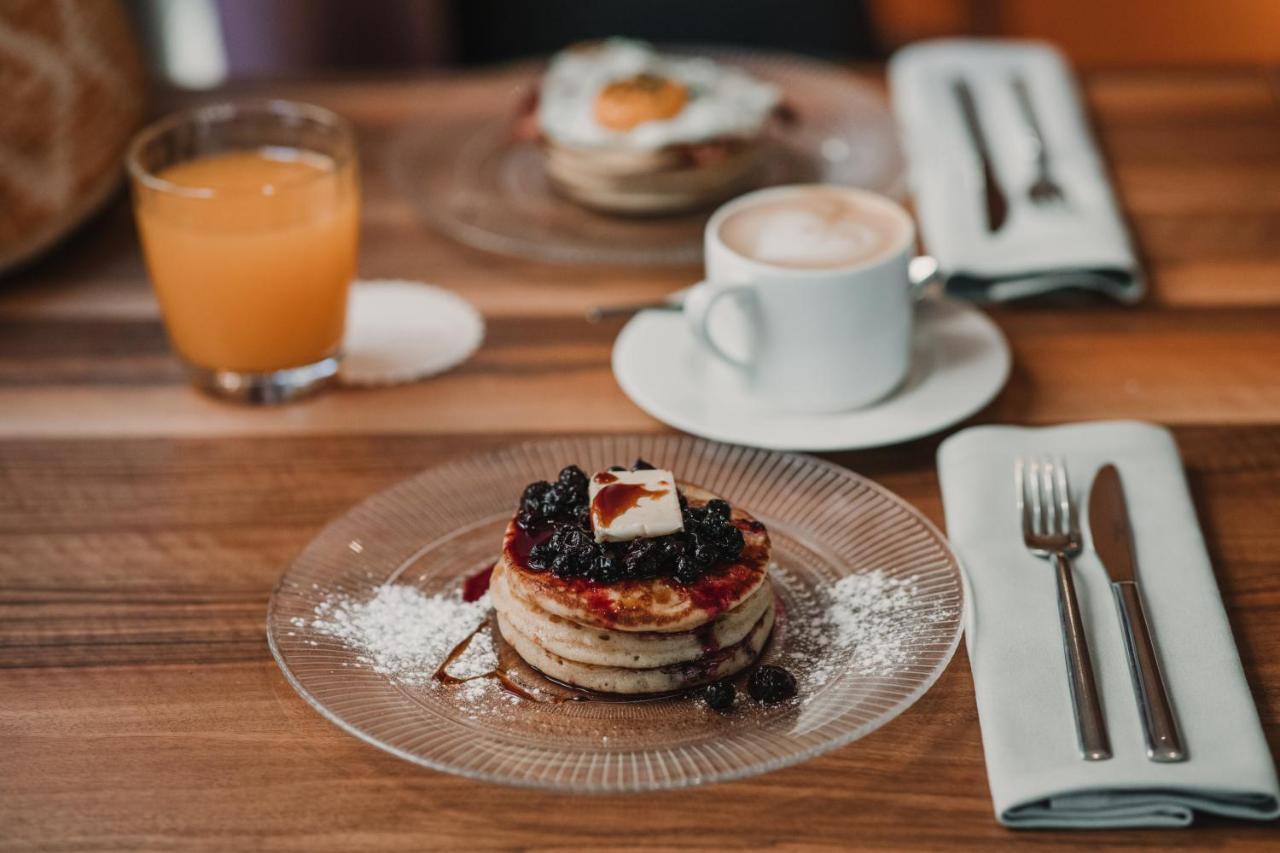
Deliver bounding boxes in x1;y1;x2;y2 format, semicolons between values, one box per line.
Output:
537;39;780;149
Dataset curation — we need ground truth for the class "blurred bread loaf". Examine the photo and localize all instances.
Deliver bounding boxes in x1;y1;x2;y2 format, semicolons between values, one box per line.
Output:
0;0;145;274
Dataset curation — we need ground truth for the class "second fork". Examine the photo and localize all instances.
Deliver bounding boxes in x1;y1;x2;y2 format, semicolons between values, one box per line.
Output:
1011;76;1066;206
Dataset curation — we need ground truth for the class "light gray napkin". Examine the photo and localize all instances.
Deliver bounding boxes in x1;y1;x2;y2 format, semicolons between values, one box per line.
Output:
890;39;1145;303
937;421;1279;828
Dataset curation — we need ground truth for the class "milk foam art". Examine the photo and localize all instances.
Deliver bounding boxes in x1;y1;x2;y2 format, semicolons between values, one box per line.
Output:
746;209;881;268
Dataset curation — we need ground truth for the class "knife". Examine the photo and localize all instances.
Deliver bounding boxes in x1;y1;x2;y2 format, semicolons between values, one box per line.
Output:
1088;464;1187;762
952;79;1008;233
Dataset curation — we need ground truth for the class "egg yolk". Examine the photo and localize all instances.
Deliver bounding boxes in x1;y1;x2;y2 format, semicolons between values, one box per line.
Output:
594;74;689;131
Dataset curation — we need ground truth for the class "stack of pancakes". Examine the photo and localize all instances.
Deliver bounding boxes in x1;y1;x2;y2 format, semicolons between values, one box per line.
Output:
491;485;775;694
541;139;767;215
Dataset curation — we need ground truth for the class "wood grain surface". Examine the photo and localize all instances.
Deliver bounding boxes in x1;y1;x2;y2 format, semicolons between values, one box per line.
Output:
1;65;1279;851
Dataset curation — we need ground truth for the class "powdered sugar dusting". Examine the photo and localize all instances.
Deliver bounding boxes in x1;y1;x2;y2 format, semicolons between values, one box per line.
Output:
445;622;499;679
797;569;954;688
302;583;491;687
295;568;953;713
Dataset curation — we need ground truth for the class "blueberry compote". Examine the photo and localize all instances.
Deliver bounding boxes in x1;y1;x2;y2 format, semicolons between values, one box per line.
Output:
514;460;745;585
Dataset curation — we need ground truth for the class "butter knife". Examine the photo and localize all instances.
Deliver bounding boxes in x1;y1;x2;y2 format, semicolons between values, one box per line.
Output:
1088;464;1187;762
952;79;1008;233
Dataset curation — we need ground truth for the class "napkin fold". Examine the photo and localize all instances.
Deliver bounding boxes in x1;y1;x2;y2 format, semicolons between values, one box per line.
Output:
889;39;1145;303
938;421;1279;828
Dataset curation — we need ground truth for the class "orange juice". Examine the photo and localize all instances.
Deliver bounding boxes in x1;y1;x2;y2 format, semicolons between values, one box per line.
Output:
134;147;359;373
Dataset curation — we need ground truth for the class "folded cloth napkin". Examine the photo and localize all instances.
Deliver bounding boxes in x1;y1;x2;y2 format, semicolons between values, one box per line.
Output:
889;39;1145;304
937;421;1279;828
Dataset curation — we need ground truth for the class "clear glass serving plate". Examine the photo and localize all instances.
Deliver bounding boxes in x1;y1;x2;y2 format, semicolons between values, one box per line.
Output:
389;49;907;265
267;435;964;792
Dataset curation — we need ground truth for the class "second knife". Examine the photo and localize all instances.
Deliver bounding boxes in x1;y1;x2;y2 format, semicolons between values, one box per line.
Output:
952;79;1008;233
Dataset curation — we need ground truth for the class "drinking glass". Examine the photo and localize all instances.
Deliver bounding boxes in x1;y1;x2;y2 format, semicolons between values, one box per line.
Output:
128;100;359;403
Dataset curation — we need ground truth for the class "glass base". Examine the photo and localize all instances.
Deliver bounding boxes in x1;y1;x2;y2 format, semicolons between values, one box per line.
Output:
186;354;339;404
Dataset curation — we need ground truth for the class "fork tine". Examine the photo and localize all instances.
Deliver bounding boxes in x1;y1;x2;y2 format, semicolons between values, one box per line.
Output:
1016;458;1033;534
1057;457;1074;534
1039;456;1057;535
1027;458;1043;535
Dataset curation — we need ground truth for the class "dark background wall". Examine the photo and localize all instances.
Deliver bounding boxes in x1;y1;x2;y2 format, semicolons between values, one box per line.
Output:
127;0;878;85
451;0;878;65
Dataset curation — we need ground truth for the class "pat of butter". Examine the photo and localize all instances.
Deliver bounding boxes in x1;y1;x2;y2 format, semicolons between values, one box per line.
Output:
589;468;684;543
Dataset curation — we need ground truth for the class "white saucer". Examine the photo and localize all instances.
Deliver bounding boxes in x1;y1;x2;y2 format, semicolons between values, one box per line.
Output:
612;298;1010;451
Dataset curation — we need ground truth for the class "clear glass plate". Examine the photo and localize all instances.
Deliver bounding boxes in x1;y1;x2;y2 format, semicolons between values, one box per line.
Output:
388;50;907;265
267;436;964;792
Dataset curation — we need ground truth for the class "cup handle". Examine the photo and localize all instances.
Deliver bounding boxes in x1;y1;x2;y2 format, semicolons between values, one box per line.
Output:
909;255;943;301
683;280;754;368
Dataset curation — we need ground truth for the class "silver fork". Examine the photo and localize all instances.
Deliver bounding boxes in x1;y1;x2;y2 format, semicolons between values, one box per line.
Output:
1010;76;1066;206
1017;457;1112;761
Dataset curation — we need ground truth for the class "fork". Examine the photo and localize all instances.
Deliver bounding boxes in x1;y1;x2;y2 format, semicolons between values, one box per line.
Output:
1010;76;1066;206
1017;457;1112;761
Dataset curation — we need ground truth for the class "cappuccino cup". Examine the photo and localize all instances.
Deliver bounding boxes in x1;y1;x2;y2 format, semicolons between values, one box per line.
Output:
684;184;919;412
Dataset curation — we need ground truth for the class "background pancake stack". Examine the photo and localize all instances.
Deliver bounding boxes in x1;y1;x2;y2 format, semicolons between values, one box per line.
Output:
541;138;766;215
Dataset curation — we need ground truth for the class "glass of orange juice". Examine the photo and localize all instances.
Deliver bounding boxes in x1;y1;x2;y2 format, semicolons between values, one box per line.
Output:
127;100;359;403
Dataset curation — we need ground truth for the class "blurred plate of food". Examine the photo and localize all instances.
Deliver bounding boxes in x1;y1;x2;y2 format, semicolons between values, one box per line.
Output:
390;40;906;266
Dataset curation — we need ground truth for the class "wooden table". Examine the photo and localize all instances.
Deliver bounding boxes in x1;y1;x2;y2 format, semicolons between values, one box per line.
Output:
2;66;1278;851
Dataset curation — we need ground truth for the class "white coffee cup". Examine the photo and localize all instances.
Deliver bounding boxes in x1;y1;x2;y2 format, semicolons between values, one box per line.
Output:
684;184;920;413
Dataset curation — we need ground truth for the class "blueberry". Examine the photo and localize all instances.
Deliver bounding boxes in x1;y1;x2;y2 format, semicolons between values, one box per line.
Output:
607;465;627;472
562;525;592;550
747;666;796;704
704;499;731;523
527;542;554;571
539;524;599;578
558;465;589;498
706;524;744;561
515;508;543;531
623;538;654;560
623;539;662;578
682;505;706;528
673;557;702;585
632;458;655;470
656;537;684;563
565;532;595;557
692;539;718;566
591;552;624;583
704;680;736;711
520;481;553;514
549;553;578;577
540;483;575;520
612;550;639;581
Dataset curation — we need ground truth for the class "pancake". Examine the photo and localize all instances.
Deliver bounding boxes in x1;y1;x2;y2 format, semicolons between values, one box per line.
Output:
497;598;775;694
491;561;773;669
542;138;764;215
499;483;771;633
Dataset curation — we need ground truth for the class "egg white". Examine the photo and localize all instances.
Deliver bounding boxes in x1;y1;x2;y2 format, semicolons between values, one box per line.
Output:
537;39;780;149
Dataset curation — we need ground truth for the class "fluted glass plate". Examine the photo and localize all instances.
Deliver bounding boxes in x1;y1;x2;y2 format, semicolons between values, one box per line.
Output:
389;49;906;265
268;436;964;791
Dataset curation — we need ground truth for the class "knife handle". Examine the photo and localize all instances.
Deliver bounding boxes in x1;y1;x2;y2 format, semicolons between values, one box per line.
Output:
1112;581;1186;762
1053;552;1112;761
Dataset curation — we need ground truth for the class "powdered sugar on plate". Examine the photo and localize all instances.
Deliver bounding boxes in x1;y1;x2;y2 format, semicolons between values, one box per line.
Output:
295;568;953;710
794;569;955;689
299;583;491;688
